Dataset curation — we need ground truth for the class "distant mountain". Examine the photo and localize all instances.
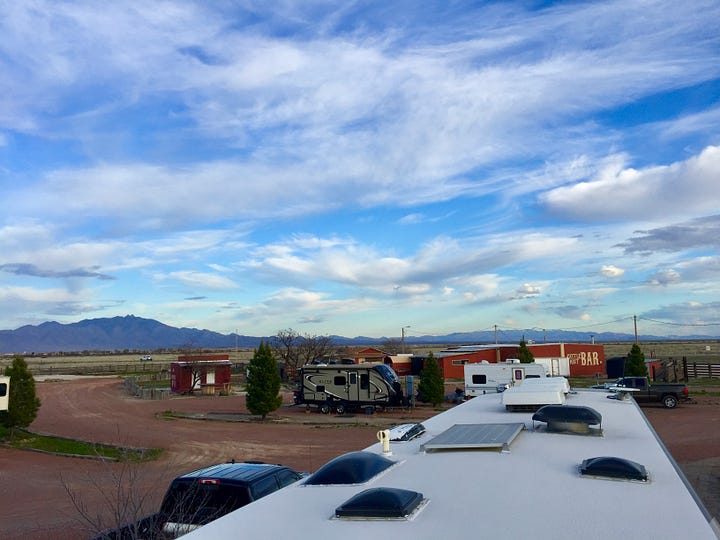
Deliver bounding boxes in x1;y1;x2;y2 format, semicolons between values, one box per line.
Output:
0;315;715;354
0;315;264;354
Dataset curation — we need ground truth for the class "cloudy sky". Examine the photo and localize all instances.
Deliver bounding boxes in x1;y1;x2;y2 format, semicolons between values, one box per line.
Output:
1;1;719;339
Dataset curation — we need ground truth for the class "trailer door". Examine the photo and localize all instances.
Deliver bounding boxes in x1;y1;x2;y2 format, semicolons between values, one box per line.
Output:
346;371;361;402
512;368;525;384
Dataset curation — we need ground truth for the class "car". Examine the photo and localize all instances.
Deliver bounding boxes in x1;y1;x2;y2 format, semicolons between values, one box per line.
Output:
159;462;305;537
140;355;153;361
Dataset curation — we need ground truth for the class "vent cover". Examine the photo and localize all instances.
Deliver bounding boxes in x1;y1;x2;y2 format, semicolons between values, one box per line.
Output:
420;423;524;452
579;456;648;481
389;423;426;442
335;487;424;519
304;451;394;485
532;405;602;434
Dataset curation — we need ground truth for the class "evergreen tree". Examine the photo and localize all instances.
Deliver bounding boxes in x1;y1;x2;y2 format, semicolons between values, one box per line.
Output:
624;344;648;377
245;342;282;420
517;339;535;364
418;352;444;407
1;356;41;429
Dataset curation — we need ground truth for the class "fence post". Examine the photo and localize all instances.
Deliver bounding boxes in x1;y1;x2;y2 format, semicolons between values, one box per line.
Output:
682;357;688;381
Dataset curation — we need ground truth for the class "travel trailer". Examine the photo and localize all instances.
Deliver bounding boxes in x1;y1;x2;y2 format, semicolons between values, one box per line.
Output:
532;357;571;376
294;364;404;414
0;376;8;411
464;362;547;396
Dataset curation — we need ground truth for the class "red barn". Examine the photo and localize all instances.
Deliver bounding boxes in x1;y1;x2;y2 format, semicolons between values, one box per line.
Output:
171;354;232;394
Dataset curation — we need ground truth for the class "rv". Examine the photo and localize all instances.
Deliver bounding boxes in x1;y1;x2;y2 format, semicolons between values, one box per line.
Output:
0;376;8;411
294;364;404;414
464;362;547;396
532;357;571;377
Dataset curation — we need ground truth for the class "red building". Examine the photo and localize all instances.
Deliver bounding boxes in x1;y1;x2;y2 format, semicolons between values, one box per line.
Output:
432;343;605;379
171;354;232;394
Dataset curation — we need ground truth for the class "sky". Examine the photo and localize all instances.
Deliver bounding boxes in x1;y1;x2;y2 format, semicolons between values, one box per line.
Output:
1;1;719;340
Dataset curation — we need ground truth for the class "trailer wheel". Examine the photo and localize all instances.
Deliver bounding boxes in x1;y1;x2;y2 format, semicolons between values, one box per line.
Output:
662;395;678;409
320;403;331;414
335;404;346;415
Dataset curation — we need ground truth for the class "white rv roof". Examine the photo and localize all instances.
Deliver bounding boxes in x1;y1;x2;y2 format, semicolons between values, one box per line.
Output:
183;390;719;540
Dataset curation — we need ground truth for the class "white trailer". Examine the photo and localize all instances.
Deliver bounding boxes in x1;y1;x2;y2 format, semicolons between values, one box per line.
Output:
532;357;571;377
464;362;548;396
0;376;9;412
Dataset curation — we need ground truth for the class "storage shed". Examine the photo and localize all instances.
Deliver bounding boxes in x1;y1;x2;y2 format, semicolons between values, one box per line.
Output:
171;354;232;394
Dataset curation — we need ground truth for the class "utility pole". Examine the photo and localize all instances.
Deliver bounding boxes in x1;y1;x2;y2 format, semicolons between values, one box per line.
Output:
633;315;638;344
494;325;498;345
401;326;410;354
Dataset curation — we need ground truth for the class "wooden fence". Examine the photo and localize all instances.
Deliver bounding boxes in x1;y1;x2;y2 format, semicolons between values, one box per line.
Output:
684;361;720;379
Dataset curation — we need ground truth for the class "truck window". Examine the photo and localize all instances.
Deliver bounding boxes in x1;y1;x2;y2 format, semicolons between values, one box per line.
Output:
276;469;301;488
334;376;346;385
251;475;279;499
472;374;487;384
360;374;369;390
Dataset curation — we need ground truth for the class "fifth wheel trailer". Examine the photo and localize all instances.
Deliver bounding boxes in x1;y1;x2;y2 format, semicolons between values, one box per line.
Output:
464;362;548;396
294;364;404;414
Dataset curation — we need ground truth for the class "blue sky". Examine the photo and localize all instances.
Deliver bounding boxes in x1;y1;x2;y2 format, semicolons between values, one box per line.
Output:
1;1;719;339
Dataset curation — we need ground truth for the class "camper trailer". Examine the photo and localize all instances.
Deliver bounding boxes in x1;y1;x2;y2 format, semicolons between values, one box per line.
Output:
464;362;547;396
533;357;571;377
294;364;404;414
0;376;9;412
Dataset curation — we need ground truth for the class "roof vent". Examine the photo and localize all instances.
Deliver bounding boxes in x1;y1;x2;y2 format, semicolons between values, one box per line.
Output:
389;423;426;442
532;405;602;435
335;487;424;519
579;456;648;482
304;451;394;485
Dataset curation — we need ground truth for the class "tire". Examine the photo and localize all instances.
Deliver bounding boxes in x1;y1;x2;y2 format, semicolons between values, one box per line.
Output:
335;404;346;415
662;395;678;409
320;403;331;414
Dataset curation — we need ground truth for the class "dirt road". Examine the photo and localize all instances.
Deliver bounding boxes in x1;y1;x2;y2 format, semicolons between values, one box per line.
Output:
0;378;717;539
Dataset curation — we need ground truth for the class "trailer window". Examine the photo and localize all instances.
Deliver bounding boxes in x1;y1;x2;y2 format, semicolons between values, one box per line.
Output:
349;373;357;385
316;385;325;392
334;376;347;386
472;374;487;384
360;374;369;390
0;383;6;397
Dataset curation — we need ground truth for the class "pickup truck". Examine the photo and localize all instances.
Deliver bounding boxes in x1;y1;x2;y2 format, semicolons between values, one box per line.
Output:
609;377;690;408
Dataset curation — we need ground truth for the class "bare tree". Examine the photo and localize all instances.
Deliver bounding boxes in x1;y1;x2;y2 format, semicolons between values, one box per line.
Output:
297;334;336;367
271;329;335;381
271;329;301;381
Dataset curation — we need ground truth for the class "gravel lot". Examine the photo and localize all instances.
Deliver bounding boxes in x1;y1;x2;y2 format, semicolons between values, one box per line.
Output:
0;377;717;539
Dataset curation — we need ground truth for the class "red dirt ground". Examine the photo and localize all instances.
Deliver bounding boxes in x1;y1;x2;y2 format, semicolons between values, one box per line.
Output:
1;378;718;539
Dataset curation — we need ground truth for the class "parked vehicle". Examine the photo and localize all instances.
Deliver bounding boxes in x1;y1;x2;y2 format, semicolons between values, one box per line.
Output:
140;355;153;361
294;363;404;414
464;362;548;396
90;462;305;540
609;377;690;409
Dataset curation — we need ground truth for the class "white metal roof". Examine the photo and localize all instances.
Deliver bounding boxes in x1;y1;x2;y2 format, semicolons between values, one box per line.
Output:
183;390;719;540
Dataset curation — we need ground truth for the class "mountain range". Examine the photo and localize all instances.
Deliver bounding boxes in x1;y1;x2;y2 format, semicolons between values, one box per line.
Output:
0;315;715;354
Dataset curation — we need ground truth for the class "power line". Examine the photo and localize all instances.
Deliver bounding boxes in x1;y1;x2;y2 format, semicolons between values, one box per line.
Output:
638;317;720;327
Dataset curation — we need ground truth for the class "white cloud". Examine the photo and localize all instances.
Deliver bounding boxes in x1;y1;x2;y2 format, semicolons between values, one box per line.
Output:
162;271;237;290
540;146;720;222
600;265;625;278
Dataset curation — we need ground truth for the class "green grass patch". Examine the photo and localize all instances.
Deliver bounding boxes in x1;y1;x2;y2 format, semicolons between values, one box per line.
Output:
3;430;162;461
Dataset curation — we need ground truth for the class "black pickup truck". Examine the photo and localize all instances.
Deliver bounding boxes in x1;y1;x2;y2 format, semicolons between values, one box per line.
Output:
610;377;690;408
